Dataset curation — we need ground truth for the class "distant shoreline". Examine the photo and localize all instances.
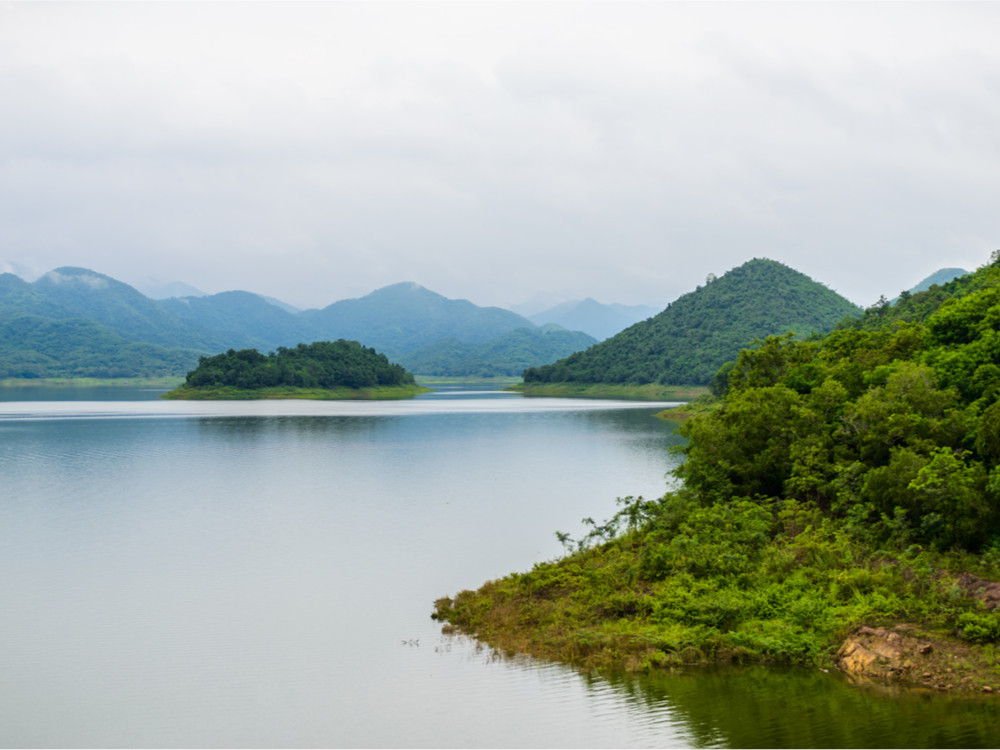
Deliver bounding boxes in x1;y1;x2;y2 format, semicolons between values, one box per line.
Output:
0;376;184;389
512;382;708;401
161;383;431;400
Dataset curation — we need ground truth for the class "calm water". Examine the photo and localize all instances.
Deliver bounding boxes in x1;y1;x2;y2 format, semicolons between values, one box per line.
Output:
1;386;999;748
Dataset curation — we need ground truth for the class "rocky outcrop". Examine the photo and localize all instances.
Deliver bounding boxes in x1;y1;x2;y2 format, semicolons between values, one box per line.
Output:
836;624;998;693
956;573;1000;611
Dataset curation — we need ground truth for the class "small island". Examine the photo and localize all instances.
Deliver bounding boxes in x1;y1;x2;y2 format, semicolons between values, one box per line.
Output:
162;340;429;400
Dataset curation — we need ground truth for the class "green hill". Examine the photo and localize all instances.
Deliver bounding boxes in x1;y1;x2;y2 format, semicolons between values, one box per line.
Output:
160;290;315;351
0;270;594;380
433;253;1000;684
523;259;862;387
399;325;597;377
302;282;536;358
0;314;200;379
31;267;224;350
165;340;424;399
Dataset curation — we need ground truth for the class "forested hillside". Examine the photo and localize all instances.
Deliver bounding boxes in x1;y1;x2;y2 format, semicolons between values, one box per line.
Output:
0;270;593;379
435;253;1000;682
301;282;535;357
0;315;199;379
398;325;597;377
524;259;862;387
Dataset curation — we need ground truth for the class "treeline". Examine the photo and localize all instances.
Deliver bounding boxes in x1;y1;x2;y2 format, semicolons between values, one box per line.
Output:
683;255;1000;552
434;254;1000;674
524;258;861;386
184;340;416;390
0;314;199;379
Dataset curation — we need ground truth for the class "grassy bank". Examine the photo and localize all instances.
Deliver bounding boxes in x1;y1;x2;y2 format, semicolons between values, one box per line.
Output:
0;376;185;389
161;383;430;400
433;494;1000;690
512;382;709;401
415;375;522;388
655;394;721;420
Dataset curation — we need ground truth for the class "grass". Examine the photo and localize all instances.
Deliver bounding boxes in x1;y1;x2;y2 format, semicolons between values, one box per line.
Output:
161;383;431;400
433;494;1000;688
414;375;522;388
655;393;721;420
511;382;709;401
0;376;185;388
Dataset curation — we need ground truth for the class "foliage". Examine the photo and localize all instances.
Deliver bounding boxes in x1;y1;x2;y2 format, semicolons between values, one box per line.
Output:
679;254;1000;552
523;258;862;387
0;314;200;379
179;340;417;391
1;269;584;379
435;253;1000;678
398;326;597;377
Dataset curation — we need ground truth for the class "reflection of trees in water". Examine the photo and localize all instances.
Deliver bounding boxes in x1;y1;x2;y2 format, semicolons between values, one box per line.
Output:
195;415;387;443
448;638;1000;748
602;665;1000;749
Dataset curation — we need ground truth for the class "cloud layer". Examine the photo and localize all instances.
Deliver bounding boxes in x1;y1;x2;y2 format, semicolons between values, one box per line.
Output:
2;2;999;309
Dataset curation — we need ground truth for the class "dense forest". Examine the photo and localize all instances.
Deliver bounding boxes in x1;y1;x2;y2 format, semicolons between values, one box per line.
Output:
434;254;1000;683
181;340;416;391
523;258;862;387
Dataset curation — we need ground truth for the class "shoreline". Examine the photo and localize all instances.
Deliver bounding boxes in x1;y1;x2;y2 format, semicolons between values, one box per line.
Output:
0;376;185;389
160;383;431;400
512;382;709;401
432;495;1000;696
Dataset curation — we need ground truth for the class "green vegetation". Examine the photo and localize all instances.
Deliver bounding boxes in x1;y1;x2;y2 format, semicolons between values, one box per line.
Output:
434;254;1000;687
400;326;597;378
512;382;708;402
164;340;427;399
1;270;591;379
0;376;184;389
523;258;862;387
0;314;201;379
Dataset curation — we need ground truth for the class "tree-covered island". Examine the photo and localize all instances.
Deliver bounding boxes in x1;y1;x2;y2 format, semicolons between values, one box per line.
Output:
435;256;1000;693
162;340;429;399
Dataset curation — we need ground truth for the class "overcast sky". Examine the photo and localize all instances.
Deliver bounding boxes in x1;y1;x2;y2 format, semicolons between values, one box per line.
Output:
1;1;999;310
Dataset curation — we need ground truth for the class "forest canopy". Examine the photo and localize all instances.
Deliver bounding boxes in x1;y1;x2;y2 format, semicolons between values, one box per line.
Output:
680;255;1000;552
182;340;417;390
523;258;861;387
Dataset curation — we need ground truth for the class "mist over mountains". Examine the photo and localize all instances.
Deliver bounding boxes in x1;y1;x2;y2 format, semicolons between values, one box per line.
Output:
0;262;971;382
0;268;598;379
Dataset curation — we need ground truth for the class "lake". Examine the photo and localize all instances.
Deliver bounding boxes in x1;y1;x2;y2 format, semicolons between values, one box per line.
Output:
2;385;999;748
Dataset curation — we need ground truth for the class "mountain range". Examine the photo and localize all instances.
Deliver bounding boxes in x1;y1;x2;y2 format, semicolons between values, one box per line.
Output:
0;269;596;379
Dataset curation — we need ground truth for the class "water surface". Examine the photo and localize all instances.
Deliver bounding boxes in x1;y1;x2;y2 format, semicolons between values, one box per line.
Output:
1;387;998;747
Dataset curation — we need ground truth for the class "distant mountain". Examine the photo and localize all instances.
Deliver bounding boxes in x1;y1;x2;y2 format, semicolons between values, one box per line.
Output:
0;270;599;379
528;298;660;341
138;280;207;299
399;325;597;377
524;258;863;387
905;268;968;296
30;267;224;351
259;295;301;314
0;314;200;379
160;291;314;352
302;282;536;358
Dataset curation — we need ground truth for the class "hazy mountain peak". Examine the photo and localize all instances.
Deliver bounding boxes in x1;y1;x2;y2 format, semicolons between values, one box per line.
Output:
40;267;112;290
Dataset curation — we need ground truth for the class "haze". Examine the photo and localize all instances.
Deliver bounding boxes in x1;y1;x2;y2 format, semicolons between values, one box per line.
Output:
1;1;998;310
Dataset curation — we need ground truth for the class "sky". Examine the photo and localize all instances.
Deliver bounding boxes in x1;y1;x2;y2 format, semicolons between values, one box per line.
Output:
1;1;999;311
